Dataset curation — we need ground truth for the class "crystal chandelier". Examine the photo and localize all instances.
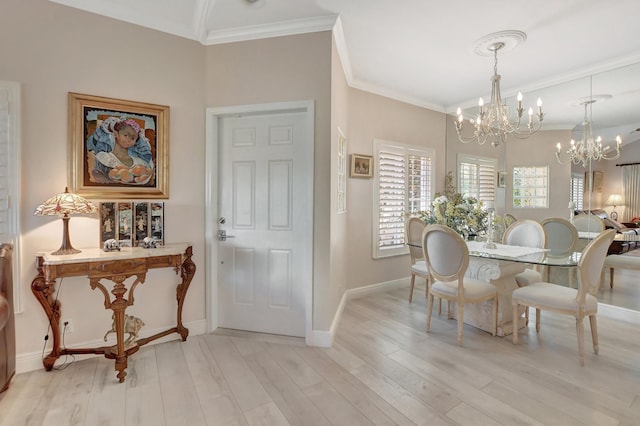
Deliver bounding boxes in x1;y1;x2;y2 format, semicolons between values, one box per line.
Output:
455;39;544;147
555;100;621;167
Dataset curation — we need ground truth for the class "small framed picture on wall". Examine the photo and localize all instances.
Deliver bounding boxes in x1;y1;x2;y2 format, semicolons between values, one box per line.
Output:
350;154;373;178
497;171;506;188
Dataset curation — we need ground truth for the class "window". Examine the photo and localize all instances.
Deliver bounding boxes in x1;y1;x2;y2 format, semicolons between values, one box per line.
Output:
512;166;548;208
0;82;21;312
457;154;496;203
373;139;434;258
570;172;584;210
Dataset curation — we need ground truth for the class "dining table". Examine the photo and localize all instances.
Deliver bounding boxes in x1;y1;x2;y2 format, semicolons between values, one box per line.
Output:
409;239;580;336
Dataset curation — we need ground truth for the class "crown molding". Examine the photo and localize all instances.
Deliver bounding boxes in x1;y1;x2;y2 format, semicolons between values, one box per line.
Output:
446;52;640;114
204;14;338;45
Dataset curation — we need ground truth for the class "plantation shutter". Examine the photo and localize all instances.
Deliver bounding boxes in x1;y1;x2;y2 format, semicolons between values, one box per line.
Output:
0;87;13;242
0;83;21;312
378;147;406;253
374;140;434;258
570;173;584;210
407;153;431;214
458;162;478;198
458;154;496;204
478;162;495;202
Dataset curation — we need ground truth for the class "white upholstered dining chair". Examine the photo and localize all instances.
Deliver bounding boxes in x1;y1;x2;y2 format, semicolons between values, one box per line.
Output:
406;217;429;303
422;224;498;345
502;219;547;325
540;217;579;287
503;213;517;228
502;219;546;286
511;229;616;366
572;214;605;233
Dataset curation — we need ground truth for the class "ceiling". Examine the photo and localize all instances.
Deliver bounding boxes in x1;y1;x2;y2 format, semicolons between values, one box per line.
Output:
50;0;640;139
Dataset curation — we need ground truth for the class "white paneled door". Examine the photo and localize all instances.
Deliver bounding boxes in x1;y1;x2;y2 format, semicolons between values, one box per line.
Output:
217;109;311;337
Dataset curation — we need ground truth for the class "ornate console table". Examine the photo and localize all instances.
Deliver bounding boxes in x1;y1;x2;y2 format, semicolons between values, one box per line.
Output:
31;243;195;382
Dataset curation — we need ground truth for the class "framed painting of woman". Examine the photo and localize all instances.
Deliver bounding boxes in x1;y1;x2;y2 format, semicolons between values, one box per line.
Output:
68;93;169;199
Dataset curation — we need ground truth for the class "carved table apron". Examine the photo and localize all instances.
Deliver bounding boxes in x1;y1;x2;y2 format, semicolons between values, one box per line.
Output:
31;244;196;382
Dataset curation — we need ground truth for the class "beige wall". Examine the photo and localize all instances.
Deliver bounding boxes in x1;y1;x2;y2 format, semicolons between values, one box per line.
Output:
2;0;206;358
345;89;446;289
328;35;350;326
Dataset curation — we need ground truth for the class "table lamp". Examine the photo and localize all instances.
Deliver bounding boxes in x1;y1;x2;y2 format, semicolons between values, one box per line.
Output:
34;187;97;255
606;193;624;221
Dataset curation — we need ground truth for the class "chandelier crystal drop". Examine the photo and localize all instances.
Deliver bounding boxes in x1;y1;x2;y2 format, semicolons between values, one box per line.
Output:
555;100;621;167
455;41;544;147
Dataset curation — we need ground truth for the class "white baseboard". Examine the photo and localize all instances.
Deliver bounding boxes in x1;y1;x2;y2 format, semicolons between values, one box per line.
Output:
16;319;207;374
346;277;409;300
306;278;410;348
598;303;640;326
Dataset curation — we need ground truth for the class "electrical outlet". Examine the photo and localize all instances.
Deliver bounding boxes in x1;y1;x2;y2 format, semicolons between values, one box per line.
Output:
62;319;74;333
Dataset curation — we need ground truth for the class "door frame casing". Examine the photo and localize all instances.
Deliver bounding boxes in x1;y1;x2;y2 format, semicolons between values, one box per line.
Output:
205;100;315;343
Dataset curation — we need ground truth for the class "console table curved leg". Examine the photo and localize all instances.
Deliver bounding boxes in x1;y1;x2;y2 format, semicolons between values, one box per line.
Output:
176;246;196;341
30;259;61;370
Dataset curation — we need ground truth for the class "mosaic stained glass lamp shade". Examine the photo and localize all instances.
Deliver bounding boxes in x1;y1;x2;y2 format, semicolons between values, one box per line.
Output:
34;187;97;255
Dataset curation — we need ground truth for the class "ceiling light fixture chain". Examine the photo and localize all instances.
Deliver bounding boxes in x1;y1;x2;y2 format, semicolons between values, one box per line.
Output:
455;35;544;147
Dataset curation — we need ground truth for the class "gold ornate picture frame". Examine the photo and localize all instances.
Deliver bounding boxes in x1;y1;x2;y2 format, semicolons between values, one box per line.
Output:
68;93;169;199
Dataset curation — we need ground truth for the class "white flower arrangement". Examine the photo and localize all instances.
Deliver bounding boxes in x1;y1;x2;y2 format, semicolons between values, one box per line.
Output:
417;172;490;239
433;195;449;205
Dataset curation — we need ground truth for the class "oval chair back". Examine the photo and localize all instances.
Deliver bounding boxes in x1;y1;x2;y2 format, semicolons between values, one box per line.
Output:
503;219;546;249
406;217;429;303
503;213;517;228
578;229;616;301
422;224;468;284
572;214;605;233
541;217;578;255
407;217;425;264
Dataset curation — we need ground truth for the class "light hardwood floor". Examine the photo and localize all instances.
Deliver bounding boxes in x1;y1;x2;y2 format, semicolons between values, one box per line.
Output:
1;281;639;425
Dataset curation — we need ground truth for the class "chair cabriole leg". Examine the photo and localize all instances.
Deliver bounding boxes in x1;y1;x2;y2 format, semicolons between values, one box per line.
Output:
589;314;599;354
457;303;464;346
426;294;434;332
409;274;415;303
609;268;614;288
576;317;585;366
512;301;519;344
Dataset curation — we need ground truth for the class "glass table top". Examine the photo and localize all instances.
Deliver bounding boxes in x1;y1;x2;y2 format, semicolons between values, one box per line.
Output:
408;240;580;267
